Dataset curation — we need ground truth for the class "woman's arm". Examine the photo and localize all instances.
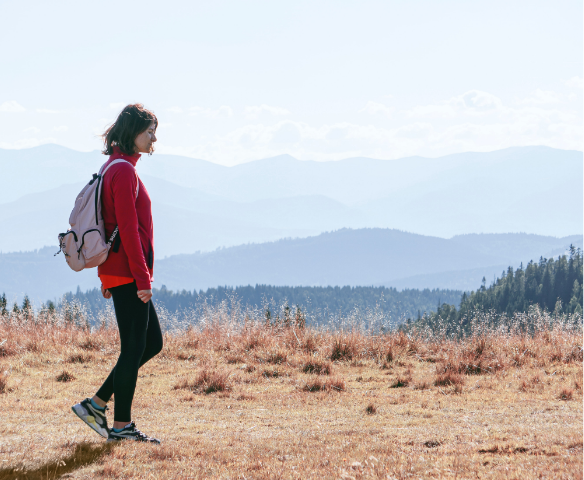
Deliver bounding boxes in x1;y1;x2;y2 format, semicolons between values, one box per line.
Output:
111;165;152;291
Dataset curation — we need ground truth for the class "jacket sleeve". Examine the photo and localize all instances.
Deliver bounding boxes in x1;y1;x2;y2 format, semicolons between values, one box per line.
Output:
111;165;152;290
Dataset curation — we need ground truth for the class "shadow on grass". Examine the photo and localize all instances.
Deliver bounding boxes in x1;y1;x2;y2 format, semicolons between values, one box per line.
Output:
0;442;114;480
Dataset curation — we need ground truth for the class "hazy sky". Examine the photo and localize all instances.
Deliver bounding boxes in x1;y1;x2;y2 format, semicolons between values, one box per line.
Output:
1;0;582;165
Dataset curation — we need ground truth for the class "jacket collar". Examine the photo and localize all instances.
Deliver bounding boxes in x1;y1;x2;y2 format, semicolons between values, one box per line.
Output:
109;146;141;167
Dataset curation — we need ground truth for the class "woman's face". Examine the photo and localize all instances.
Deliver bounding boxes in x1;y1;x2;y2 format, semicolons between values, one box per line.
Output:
134;122;157;154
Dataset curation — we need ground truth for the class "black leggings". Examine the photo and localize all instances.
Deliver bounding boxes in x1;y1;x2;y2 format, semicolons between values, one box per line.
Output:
95;282;163;422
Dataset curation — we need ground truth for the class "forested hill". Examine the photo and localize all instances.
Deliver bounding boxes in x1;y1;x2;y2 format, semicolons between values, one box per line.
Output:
1;230;580;304
421;247;583;330
48;285;463;326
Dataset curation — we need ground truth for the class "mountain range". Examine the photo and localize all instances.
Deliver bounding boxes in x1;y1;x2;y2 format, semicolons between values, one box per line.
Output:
0;144;581;256
1;229;581;305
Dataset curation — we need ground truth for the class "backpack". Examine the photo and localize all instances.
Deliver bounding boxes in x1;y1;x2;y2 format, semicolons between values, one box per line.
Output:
56;159;139;272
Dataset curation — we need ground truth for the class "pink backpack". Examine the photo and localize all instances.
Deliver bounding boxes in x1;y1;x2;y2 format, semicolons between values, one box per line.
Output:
56;159;138;272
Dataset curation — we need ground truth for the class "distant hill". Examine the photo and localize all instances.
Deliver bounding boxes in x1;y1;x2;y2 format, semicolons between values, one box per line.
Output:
1;228;579;305
413;249;584;337
0;145;581;255
153;229;582;292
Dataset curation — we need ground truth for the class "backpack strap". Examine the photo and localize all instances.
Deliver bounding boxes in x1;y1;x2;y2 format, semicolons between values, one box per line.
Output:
99;159;140;199
96;159;140;248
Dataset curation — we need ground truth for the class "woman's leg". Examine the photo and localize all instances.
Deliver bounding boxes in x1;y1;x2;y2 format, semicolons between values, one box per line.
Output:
94;282;163;422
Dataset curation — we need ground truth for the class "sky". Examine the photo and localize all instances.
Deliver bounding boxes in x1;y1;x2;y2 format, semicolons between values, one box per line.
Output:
0;0;582;166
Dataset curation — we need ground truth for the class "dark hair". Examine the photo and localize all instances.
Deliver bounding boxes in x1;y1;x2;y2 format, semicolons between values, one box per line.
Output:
102;104;158;155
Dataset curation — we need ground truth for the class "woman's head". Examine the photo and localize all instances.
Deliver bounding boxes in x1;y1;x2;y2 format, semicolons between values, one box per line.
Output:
102;104;158;156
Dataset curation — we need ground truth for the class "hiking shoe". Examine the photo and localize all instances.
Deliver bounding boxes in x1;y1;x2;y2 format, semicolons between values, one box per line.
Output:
71;398;109;438
107;421;160;444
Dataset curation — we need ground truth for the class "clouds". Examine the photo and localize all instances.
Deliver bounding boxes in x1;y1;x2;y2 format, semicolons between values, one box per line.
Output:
189;106;233;118
405;90;504;119
360;101;393;117
166;104;290;120
394;122;433;139
0;137;57;149
566;76;583;89
159;85;581;164
244;104;290;120
0;101;25;113
0;84;580;165
519;89;562;105
457;90;503;111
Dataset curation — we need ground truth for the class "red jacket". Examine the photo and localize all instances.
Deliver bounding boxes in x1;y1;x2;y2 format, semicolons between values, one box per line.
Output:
97;147;154;290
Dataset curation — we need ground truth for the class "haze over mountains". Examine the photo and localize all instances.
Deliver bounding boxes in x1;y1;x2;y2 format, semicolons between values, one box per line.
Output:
1;229;581;304
0;144;581;304
0;145;581;256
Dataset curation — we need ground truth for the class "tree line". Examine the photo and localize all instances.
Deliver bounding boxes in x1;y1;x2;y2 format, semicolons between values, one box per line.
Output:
417;246;583;330
2;248;581;329
54;284;462;326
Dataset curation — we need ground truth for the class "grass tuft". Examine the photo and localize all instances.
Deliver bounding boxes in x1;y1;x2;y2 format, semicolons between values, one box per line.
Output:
67;352;93;364
0;342;17;357
302;376;346;392
262;368;281;378
414;380;430;390
559;388;574;401
226;354;245;364
236;393;255;401
435;371;464;387
176;351;194;361
265;350;287;365
56;370;76;382
302;335;319;353
301;360;332;375
79;338;101;351
175;368;231;394
244;336;265;351
390;376;410;388
25;341;42;353
365;403;377;415
330;335;357;361
424;440;442;448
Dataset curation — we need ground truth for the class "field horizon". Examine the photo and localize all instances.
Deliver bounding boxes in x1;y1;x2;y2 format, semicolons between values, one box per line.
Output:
1;304;582;479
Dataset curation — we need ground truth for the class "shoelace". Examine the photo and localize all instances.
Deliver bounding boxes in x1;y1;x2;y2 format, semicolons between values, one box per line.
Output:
126;422;151;440
134;430;150;440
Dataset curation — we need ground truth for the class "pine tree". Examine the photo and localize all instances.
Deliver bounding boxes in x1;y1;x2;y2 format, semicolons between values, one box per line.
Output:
21;295;34;323
0;293;7;317
568;279;583;315
295;305;306;329
539;261;554;311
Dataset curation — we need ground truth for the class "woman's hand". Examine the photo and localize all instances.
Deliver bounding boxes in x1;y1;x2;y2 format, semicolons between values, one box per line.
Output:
101;285;112;299
137;289;152;303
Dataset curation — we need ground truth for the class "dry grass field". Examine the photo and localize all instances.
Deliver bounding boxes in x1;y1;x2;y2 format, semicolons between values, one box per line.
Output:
0;306;582;479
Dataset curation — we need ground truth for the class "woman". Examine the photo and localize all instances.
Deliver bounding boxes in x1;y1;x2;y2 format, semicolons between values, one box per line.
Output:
71;104;163;443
